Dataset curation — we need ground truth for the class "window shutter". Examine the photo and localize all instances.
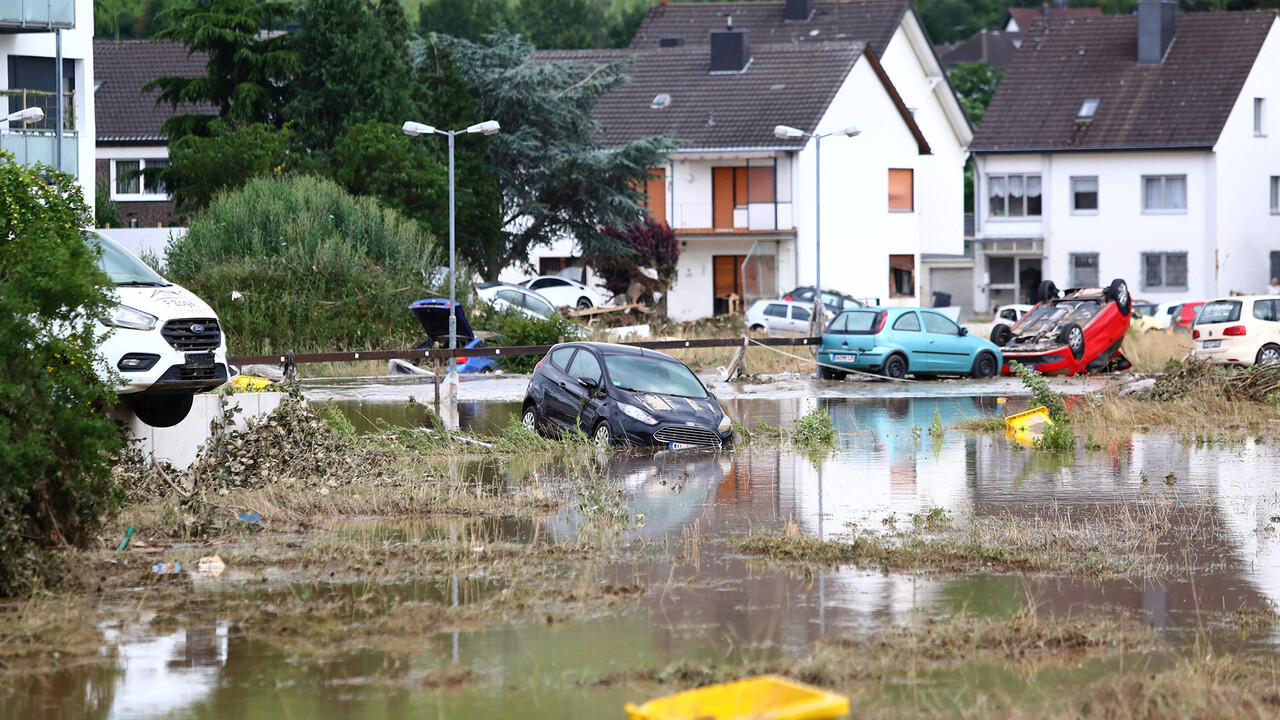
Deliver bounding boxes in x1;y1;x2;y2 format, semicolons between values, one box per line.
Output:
888;169;914;211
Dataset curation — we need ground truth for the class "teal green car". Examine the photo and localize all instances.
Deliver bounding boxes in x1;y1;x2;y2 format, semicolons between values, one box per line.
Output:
817;308;1002;380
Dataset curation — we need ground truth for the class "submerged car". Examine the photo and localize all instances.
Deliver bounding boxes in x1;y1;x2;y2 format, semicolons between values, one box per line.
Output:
521;342;732;448
91;231;229;427
818;308;1002;380
1191;296;1280;366
992;279;1131;375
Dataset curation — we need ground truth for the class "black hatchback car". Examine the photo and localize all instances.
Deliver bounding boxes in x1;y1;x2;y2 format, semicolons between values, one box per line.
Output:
521;342;733;448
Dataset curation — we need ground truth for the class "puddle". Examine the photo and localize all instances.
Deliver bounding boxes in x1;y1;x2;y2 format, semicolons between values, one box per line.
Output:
8;393;1280;719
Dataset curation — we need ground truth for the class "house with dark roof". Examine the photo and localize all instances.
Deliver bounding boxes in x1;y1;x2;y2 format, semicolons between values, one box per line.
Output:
1003;6;1102;33
969;2;1280;311
93;40;213;227
936;28;1022;70
501;0;973;320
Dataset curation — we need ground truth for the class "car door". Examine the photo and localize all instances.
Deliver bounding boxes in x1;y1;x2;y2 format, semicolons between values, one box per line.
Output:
563;347;606;431
921;311;971;373
790;304;811;333
888;311;927;368
762;302;789;333
540;346;581;428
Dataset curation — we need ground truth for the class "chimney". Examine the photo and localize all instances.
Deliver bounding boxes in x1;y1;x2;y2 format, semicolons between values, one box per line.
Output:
785;0;814;22
1137;0;1176;64
710;19;751;73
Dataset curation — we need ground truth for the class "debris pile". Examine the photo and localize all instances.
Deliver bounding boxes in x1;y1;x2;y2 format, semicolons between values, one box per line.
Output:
1149;359;1280;404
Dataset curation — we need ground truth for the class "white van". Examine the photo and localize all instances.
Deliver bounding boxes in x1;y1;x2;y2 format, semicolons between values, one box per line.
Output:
91;231;229;426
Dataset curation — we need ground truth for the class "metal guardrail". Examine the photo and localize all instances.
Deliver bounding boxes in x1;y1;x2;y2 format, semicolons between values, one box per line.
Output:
0;0;74;27
227;336;822;366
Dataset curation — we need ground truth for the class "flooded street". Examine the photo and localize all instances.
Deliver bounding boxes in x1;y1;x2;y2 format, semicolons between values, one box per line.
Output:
7;379;1280;719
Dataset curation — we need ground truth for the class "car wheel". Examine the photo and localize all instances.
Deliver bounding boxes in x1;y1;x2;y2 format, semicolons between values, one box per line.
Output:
128;393;195;428
1106;278;1131;317
1059;322;1085;361
1257;344;1280;365
592;420;612;448
971;352;998;379
990;323;1013;346
882;354;908;380
819;365;840;380
521;404;541;434
750;324;766;332
576;297;593;310
1036;280;1059;303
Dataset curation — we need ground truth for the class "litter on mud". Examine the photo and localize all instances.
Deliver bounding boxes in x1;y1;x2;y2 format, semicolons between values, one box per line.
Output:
626;676;850;720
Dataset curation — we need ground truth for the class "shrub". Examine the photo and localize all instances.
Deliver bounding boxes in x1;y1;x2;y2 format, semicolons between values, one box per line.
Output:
165;175;442;354
0;153;124;595
793;407;837;448
1009;360;1069;423
478;307;579;373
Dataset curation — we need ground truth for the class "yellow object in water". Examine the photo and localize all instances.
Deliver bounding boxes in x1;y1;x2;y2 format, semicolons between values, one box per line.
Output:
625;675;850;720
1005;405;1053;446
230;374;274;392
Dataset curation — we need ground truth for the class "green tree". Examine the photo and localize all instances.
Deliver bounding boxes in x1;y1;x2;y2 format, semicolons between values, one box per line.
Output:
145;0;299;139
418;0;512;42
519;0;600;49
915;0;1000;44
0;153;123;596
436;29;679;279
286;0;418;152
165;120;296;210
950;61;1003;127
331;121;450;236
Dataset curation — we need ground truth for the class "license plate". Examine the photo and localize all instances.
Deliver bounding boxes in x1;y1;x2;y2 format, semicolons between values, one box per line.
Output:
668;442;698;450
185;352;215;368
1201;340;1221;349
833;354;857;362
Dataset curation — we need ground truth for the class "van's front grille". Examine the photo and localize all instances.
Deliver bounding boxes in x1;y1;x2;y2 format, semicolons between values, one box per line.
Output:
654;425;722;447
161;318;221;351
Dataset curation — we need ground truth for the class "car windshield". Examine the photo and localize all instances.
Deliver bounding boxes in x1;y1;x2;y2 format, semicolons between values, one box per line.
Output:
89;232;169;286
1196;301;1240;324
604;355;706;399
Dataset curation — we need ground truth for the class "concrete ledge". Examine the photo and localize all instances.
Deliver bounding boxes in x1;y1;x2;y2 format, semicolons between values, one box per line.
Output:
117;392;285;470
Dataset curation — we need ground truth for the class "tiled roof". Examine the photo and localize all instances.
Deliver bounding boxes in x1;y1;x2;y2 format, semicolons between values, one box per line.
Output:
937;29;1022;69
1005;7;1101;32
630;1;908;58
971;11;1278;153
550;41;926;152
94;40;215;143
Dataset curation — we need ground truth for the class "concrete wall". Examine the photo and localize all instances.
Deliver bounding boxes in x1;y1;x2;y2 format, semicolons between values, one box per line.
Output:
117;392;284;470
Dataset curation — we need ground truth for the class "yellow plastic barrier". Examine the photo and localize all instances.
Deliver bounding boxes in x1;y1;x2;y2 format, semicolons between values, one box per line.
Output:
1005;405;1052;447
625;675;850;720
230;375;275;392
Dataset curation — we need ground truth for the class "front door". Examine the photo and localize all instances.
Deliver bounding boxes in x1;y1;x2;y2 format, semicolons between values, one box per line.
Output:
713;255;746;315
921;311;971;373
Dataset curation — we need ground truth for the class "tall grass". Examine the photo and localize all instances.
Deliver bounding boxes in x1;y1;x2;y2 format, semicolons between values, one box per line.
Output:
165;175;446;354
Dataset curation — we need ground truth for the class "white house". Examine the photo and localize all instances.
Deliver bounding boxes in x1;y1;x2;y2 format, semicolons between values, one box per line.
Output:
506;0;972;321
970;3;1280;311
1;0;96;206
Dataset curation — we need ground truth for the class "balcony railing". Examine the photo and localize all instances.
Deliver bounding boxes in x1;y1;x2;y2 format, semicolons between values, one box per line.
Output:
0;0;75;29
2;89;76;131
0;129;79;176
671;202;794;233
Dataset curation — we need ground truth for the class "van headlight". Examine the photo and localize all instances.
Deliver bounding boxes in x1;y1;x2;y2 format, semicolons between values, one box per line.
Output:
717;414;732;433
619;403;657;425
103;304;158;331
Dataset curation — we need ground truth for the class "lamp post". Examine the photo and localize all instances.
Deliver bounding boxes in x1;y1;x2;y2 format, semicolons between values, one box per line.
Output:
403;119;500;391
3;107;44;124
773;124;861;376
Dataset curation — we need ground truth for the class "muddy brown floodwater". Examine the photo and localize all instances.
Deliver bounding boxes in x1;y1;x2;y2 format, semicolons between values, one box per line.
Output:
5;384;1280;719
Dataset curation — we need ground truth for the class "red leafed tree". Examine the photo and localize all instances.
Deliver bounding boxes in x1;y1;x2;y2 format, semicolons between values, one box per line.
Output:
598;219;680;308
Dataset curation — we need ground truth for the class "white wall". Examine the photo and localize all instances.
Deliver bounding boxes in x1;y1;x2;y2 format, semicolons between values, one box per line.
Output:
0;0;95;212
1213;18;1280;297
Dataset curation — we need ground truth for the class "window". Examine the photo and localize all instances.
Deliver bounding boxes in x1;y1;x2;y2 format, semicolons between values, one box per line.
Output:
1254;299;1279;322
763;303;788;318
1255;98;1267;137
523;292;555;317
567;349;602;384
711;165;775;229
987;174;1041;218
1142;252;1188;290
1271;176;1279;215
530;278;569;290
641;168;666;221
1070;253;1099;287
921;311;960;335
1198;301;1241;324
791;306;811;321
1142;175;1187;213
111;158;170;200
1071;177;1098;213
889;254;915;297
1077;98;1100;120
892;312;920;331
549;347;576;371
888;168;914;212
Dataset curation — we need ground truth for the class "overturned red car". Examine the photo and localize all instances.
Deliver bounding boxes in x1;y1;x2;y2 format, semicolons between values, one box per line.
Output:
991;279;1132;375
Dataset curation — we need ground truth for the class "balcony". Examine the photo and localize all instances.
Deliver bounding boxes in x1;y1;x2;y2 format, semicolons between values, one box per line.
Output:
0;0;75;30
672;202;794;234
1;130;78;176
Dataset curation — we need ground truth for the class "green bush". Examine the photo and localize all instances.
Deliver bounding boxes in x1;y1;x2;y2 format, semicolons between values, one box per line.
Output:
1009;360;1069;423
793;407;837;448
478;307;579;373
165;175;443;354
0;153;124;595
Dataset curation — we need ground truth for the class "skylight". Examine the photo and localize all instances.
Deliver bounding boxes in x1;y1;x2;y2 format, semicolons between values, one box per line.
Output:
651;93;671;110
1077;98;1100;120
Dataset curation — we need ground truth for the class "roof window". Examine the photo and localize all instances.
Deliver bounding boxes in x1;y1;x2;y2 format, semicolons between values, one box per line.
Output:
651;93;671;110
1077;98;1100;120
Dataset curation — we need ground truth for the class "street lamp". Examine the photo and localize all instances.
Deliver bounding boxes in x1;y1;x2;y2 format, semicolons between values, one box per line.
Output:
3;106;44;124
403;118;501;391
773;124;860;377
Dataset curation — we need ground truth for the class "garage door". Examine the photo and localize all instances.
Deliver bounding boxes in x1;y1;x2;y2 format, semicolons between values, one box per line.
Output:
929;268;974;322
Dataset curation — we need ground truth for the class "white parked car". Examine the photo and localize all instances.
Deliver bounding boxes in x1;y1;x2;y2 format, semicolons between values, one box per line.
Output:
745;299;816;334
993;304;1034;325
91;231;228;427
519;275;611;309
1191;295;1280;366
476;281;559;320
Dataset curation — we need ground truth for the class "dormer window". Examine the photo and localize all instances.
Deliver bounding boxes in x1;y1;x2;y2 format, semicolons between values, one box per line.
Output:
651;93;671;110
1077;98;1100;120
